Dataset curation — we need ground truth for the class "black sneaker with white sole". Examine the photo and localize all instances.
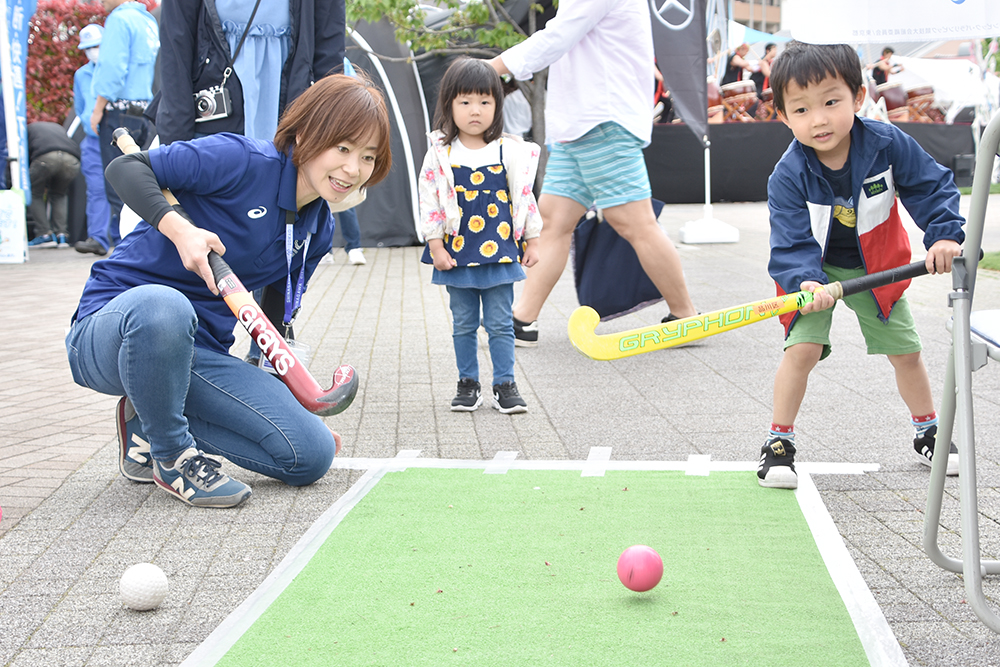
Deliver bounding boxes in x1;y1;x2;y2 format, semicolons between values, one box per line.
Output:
914;425;959;476
513;317;538;347
757;437;797;489
493;381;527;414
451;378;483;411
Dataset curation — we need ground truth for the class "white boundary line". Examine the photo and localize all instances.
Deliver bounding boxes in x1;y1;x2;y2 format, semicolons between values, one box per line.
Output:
180;450;422;667
581;446;613;476
183;455;902;667
796;471;909;667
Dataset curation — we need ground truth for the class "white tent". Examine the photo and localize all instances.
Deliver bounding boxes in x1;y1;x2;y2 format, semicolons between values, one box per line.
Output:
888;55;996;123
788;0;998;174
785;0;1000;44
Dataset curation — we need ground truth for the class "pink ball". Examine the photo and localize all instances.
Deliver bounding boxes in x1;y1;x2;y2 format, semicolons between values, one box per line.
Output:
617;545;663;592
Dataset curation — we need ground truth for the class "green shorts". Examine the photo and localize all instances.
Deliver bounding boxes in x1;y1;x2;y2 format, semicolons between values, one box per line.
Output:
785;264;923;360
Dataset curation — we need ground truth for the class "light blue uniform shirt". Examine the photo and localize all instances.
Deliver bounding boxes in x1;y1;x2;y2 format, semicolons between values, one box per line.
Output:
74;62;99;137
92;2;159;102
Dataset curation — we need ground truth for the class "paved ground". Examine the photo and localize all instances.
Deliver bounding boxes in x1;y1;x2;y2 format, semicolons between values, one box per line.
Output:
3;198;1000;666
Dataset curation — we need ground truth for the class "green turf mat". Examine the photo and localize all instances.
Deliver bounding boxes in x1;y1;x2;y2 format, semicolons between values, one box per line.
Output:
217;470;870;666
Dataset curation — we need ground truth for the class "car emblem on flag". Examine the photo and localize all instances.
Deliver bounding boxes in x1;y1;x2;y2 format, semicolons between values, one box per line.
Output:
650;0;695;30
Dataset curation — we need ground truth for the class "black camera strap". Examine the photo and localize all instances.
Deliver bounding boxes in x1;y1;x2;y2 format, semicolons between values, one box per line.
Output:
220;0;263;87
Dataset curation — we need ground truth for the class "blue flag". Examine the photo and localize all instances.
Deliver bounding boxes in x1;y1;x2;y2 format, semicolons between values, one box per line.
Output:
3;0;37;202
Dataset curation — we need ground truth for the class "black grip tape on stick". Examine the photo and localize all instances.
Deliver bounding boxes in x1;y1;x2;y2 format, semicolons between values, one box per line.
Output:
207;251;234;283
828;260;929;300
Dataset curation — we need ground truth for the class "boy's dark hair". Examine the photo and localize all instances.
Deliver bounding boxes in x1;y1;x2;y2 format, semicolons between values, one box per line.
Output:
433;57;505;145
769;42;863;117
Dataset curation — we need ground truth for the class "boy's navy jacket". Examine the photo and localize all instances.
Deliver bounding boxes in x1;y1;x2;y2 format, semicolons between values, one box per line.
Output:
767;115;965;335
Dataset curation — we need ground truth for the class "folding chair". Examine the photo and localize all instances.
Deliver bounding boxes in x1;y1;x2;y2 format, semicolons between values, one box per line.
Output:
923;109;1000;633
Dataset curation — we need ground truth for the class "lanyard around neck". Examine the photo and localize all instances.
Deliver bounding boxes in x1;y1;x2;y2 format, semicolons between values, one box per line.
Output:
283;210;311;328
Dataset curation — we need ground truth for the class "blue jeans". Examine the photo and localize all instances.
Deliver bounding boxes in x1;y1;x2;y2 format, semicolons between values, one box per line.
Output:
446;283;516;384
80;134;111;249
339;207;360;252
65;285;335;486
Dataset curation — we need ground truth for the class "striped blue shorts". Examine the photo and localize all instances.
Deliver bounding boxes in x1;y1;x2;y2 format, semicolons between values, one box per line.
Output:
541;122;651;210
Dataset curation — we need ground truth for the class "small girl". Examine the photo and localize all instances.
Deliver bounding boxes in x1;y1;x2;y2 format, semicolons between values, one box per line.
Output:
419;58;542;413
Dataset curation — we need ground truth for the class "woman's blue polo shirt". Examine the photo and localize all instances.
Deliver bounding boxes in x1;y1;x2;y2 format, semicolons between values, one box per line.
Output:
73;133;335;355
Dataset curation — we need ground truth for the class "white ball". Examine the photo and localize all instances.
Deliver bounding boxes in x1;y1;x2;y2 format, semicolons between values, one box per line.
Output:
120;563;168;611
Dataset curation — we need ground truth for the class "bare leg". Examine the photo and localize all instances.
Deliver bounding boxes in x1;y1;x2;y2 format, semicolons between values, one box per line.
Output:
772;342;824;426
888;351;934;416
512;194;587;323
602;199;696;319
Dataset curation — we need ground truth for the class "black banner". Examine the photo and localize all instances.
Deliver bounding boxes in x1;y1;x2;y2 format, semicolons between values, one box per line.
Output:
649;0;708;144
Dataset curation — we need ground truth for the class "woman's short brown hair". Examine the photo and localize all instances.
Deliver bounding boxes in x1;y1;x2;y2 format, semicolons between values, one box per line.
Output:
274;72;393;187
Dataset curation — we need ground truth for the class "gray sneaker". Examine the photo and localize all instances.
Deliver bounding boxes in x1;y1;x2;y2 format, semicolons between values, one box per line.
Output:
153;448;252;508
116;397;154;483
74;237;108;256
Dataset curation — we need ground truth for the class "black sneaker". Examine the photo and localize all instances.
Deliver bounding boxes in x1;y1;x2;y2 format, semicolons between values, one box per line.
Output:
451;378;483;411
661;313;680;323
493;381;527;414
74;237;108;256
914;425;959;476
513;317;538;347
757;437;797;489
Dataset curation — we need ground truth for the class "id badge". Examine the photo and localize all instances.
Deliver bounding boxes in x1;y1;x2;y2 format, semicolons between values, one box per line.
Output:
259;339;312;375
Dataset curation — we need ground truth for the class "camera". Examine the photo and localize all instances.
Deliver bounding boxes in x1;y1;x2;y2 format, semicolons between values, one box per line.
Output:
194;85;232;123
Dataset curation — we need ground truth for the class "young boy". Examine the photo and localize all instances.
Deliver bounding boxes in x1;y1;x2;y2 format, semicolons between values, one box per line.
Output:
758;42;965;490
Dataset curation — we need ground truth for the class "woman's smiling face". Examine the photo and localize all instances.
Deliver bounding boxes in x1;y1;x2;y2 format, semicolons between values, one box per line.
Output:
295;132;379;208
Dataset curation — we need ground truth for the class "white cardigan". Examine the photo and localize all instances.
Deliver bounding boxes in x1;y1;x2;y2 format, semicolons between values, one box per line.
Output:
418;131;543;243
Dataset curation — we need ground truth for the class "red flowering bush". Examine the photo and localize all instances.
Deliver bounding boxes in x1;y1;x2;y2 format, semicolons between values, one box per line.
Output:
26;0;158;124
26;0;106;123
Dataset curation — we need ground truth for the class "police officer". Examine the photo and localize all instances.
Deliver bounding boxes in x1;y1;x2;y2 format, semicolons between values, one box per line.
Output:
90;0;159;247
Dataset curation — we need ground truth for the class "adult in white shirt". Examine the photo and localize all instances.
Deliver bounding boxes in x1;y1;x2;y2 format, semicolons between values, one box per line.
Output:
488;0;697;345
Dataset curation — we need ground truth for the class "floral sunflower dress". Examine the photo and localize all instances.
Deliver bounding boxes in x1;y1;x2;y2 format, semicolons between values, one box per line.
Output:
421;141;526;289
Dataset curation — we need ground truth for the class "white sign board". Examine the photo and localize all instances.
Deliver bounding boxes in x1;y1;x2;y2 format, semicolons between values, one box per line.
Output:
0;189;26;264
788;0;1000;44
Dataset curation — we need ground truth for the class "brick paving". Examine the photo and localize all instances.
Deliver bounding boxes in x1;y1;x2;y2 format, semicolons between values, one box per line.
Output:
2;199;1000;666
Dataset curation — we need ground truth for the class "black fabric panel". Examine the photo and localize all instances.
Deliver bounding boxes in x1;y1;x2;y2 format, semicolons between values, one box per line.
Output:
644;121;975;203
340;20;423;247
893;122;976;170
